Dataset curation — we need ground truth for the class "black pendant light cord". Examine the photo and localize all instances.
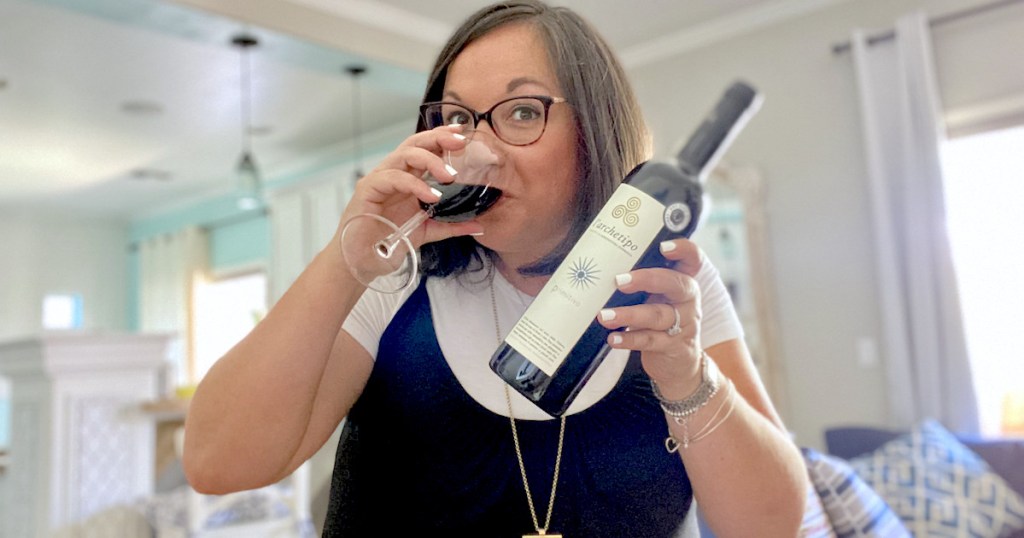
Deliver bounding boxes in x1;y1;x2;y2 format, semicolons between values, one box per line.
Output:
231;33;262;209
240;40;250;154
346;65;367;180
233;34;258;156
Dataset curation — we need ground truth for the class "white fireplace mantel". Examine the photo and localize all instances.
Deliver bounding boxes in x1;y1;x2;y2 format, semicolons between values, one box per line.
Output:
0;332;173;538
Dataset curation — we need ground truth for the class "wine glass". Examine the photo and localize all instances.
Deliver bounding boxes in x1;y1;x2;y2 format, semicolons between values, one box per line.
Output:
340;128;501;293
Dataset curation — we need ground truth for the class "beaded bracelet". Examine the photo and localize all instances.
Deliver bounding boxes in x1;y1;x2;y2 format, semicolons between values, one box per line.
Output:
650;351;721;419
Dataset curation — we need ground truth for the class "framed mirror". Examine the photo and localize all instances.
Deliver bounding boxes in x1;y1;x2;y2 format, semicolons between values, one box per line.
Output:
694;164;789;416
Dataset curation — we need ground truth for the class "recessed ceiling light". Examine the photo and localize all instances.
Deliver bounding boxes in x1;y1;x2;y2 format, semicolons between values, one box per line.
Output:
120;100;164;115
249;125;274;137
130;168;173;181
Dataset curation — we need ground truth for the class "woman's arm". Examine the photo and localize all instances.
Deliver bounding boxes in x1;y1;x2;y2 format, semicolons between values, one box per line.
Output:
682;338;807;538
182;243;372;494
599;240;807;537
183;126;479;494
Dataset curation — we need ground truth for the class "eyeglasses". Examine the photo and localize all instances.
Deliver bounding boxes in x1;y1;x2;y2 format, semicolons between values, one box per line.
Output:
420;95;568;146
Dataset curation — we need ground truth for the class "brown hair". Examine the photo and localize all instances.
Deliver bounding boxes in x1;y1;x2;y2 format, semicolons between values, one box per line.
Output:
418;0;651;277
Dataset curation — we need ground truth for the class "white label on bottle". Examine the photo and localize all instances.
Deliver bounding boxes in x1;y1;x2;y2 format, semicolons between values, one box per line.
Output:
505;183;665;375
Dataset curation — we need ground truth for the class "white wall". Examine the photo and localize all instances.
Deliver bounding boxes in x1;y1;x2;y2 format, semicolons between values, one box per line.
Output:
629;0;1024;447
0;208;130;341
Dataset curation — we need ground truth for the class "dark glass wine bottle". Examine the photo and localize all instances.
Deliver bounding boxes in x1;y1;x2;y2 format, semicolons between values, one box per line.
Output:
489;81;763;417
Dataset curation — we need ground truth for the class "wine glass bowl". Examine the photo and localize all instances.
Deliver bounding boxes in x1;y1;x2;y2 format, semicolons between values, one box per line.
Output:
340;129;501;293
422;137;502;222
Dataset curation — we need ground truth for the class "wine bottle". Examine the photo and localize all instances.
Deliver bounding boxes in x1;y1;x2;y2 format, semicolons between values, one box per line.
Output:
489;81;763;417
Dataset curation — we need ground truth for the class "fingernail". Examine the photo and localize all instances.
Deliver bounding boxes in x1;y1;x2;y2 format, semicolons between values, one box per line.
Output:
445;164;458;176
452;133;467;141
430;187;443;198
610;334;623;345
599;309;616;321
660;240;677;253
615;273;632;287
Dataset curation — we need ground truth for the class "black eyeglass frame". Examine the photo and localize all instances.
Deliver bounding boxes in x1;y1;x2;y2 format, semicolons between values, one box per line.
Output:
419;95;568;146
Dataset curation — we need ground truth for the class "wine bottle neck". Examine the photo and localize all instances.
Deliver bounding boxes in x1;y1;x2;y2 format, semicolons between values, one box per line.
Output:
675;81;761;184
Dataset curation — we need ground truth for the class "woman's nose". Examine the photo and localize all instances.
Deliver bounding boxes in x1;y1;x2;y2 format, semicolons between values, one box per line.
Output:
466;129;505;167
447;129;503;186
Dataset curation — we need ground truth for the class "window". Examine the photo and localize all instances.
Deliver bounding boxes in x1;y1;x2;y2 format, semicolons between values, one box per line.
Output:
42;293;83;330
941;124;1024;436
192;271;267;383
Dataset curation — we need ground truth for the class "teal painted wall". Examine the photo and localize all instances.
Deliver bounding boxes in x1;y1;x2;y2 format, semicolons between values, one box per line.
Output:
210;216;271;272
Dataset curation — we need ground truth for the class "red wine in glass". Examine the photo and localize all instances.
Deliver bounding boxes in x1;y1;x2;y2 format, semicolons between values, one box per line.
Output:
340;129;501;293
421;181;503;223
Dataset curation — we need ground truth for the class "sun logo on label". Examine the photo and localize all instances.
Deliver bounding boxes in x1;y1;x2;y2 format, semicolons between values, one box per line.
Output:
611;196;642;226
567;257;601;289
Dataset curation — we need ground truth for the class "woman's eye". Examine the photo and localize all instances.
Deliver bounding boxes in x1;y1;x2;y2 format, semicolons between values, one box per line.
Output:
509;105;541;122
444;110;472;125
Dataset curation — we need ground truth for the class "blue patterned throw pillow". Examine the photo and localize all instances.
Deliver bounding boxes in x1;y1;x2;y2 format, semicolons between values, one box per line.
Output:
849;420;1024;537
798;476;839;538
803;447;911;537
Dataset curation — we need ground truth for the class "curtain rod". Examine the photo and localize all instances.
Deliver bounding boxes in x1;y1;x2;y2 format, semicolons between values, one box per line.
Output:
831;0;1024;55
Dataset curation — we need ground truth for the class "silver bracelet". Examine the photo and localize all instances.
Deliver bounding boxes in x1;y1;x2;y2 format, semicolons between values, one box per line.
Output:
650;351;721;419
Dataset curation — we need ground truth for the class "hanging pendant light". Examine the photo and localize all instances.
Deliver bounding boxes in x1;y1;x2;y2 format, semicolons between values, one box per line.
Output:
345;65;368;183
232;33;262;211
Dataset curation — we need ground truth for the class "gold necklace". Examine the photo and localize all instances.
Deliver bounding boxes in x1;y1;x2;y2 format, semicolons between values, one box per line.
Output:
490;279;566;538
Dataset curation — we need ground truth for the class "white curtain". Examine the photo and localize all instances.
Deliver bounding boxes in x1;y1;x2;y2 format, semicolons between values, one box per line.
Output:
268;177;347;303
851;13;979;433
138;226;209;387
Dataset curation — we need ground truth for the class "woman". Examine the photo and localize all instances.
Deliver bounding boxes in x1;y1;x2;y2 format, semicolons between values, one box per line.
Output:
183;1;807;536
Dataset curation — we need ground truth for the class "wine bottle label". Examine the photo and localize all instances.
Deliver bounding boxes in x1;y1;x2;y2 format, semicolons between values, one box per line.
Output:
505;184;665;375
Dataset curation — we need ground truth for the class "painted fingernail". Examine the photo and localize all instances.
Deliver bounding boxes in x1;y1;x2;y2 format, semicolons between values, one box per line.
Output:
660;240;677;253
610;334;623;345
615;273;632;287
445;164;459;176
600;309;616;321
452;133;467;141
430;187;443;198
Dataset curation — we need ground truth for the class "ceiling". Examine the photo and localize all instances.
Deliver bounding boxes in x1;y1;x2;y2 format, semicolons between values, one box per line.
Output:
0;0;843;220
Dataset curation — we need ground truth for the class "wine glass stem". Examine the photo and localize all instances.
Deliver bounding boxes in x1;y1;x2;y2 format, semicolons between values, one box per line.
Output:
374;210;430;259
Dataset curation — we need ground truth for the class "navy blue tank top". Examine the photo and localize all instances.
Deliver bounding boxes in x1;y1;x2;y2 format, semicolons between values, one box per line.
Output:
323;277;693;536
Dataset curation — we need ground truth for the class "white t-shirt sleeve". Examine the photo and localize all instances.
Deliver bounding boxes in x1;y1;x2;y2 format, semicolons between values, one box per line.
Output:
694;258;744;348
341;276;419;359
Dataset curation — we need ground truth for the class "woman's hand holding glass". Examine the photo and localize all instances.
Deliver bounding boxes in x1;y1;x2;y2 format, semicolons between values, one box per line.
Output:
340;94;567;293
339;124;501;293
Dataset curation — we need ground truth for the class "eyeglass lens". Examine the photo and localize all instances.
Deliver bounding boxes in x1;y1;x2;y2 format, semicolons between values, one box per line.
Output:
424;97;551;146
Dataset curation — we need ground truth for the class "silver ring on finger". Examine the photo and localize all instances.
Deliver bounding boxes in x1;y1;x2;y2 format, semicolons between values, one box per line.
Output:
666;306;682;336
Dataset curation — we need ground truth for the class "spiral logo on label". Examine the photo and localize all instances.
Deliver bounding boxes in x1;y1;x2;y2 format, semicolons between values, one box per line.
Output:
611;196;642;227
